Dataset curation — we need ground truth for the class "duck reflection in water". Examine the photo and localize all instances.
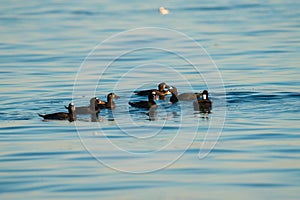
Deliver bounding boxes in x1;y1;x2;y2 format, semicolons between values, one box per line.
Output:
146;107;158;121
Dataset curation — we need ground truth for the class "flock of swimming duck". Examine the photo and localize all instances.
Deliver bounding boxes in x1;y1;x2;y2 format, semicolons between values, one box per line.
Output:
38;82;212;122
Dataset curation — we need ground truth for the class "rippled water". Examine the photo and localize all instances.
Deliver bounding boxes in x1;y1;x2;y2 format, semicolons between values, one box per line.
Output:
1;0;300;199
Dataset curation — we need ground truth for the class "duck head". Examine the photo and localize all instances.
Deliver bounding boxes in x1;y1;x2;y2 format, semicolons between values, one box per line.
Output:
149;91;158;101
90;97;105;109
168;86;178;96
158;82;169;92
202;90;209;100
67;103;75;114
107;93;120;101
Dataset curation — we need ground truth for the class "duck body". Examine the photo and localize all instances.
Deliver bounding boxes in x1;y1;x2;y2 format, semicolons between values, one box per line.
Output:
75;107;98;115
75;97;104;114
178;92;201;101
167;86;201;101
39;112;71;120
129;92;158;109
98;93;119;109
134;82;170;100
193;90;212;113
39;103;76;122
134;89;166;96
129;101;158;109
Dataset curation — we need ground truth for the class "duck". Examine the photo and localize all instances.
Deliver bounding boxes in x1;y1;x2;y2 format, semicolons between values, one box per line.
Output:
98;93;120;109
134;82;170;100
167;86;201;102
193;90;212;113
178;92;202;101
129;91;158;109
39;103;76;122
166;86;201;101
74;97;105;114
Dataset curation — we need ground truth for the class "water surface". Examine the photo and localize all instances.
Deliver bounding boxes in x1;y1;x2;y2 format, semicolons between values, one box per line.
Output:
1;0;300;199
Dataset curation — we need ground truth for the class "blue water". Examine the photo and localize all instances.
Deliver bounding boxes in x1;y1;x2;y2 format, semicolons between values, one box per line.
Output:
1;0;300;199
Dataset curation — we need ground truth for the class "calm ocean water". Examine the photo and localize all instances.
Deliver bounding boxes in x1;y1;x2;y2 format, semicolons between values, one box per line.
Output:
1;0;300;199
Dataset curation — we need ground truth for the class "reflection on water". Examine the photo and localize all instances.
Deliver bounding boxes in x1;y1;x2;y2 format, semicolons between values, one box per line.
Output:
1;0;300;199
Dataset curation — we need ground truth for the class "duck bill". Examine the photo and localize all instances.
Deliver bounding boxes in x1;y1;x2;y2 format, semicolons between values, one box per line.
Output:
98;101;106;105
165;90;171;95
